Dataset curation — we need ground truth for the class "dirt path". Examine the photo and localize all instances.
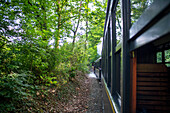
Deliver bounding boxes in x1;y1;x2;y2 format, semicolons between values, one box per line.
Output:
86;72;103;113
55;71;103;113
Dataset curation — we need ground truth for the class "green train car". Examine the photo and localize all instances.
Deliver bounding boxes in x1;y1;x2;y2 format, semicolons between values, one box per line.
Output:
94;0;170;113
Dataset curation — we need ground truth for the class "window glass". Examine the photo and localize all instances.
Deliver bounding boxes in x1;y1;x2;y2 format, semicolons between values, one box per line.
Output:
131;0;154;25
165;49;170;63
157;52;162;63
165;64;170;67
115;51;121;95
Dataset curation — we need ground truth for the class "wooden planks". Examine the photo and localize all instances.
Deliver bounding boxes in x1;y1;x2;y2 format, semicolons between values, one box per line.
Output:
137;64;168;72
136;64;170;113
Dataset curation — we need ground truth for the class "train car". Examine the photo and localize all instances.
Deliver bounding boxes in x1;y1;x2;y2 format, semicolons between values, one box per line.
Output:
100;0;170;113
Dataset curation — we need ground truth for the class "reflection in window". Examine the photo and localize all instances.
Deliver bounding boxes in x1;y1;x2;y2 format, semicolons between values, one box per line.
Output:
165;49;170;67
131;0;154;25
116;0;122;44
165;64;170;67
165;49;170;63
157;52;162;63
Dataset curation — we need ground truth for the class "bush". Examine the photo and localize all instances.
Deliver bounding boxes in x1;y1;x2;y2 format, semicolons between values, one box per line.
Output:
0;72;34;112
59;42;89;78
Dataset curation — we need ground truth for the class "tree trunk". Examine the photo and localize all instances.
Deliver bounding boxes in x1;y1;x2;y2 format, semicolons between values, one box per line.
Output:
55;0;61;48
72;0;82;48
85;0;89;50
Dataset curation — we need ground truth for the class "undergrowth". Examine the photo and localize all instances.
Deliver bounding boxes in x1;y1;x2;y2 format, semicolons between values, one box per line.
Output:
0;40;89;112
18;75;80;112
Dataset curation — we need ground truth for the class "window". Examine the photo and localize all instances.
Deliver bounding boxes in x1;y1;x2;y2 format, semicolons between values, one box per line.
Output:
165;49;170;67
156;52;162;63
156;49;170;67
165;49;170;62
115;51;121;95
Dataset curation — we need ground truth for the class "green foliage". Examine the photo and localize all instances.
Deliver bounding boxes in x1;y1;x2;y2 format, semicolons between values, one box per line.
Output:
165;49;170;63
88;0;107;47
156;52;162;63
0;72;34;112
87;45;100;63
0;0;106;112
59;42;89;77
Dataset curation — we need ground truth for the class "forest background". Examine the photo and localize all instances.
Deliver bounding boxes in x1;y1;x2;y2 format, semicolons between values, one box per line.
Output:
0;0;107;112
